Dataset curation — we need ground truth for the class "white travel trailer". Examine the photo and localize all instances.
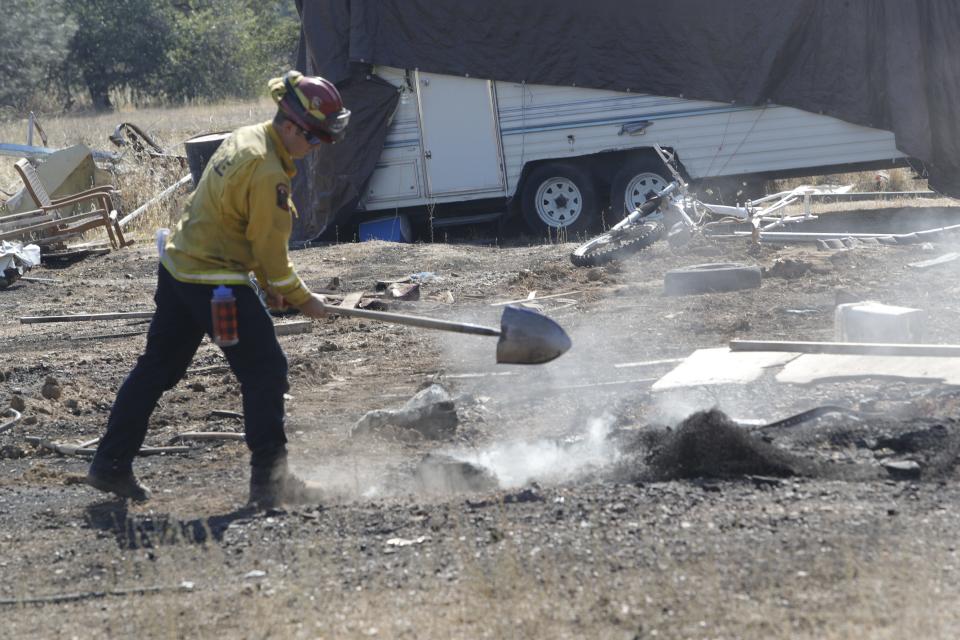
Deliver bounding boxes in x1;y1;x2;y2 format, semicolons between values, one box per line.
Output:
358;66;906;235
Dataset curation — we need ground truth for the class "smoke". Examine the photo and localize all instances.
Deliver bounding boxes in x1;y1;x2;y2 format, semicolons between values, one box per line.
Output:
448;413;618;488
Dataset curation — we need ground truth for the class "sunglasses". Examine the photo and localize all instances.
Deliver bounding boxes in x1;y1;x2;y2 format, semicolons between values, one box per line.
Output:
296;125;323;146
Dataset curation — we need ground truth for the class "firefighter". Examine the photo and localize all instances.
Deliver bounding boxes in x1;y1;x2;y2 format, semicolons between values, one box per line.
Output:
86;71;350;508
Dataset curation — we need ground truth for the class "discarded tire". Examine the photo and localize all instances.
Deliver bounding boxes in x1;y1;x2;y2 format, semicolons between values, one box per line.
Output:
663;262;762;296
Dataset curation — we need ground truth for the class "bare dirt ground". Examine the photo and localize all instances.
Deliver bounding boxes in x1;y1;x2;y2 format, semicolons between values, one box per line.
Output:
4;209;960;639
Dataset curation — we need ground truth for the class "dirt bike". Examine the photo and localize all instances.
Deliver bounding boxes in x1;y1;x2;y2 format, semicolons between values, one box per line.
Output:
571;145;845;267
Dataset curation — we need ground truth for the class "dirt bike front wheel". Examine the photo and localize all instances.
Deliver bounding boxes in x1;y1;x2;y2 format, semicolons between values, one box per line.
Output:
570;220;664;267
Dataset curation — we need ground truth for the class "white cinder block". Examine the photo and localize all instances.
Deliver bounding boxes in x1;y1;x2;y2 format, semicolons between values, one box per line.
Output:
834;301;925;343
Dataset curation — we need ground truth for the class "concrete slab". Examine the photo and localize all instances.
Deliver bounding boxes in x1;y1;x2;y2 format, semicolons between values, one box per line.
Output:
777;353;960;386
652;348;797;390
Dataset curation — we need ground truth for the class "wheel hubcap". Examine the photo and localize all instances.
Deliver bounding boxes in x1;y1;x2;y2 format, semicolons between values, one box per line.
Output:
623;172;668;212
535;177;583;228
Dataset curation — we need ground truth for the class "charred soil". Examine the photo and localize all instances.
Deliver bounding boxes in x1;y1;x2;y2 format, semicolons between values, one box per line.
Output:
4;226;960;638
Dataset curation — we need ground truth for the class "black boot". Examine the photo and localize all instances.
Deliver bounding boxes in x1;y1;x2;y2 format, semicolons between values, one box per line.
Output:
86;464;151;502
248;457;323;509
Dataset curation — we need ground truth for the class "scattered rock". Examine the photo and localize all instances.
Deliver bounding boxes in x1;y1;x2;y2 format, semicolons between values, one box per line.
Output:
316;340;340;352
10;395;26;412
874;425;949;453
385;536;428;547
882;459;922;480
0;445;25;459
764;258;812;279
817;239;845;251
503;486;545;504
40;377;61;400
352;384;459;440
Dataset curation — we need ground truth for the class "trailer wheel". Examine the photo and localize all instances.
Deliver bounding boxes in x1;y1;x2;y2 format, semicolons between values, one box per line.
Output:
521;163;599;234
609;158;671;216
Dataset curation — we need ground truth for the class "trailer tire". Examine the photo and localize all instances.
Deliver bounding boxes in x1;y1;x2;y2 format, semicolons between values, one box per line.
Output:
663;263;762;296
521;163;599;234
609;158;672;216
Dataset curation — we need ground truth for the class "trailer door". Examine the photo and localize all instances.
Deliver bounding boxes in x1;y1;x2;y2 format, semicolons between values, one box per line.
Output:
416;72;505;196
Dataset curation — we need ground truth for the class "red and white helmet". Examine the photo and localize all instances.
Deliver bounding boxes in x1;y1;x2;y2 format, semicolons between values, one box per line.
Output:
269;71;350;143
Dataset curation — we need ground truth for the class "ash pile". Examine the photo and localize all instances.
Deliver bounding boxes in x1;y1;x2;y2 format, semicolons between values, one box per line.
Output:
615;401;960;485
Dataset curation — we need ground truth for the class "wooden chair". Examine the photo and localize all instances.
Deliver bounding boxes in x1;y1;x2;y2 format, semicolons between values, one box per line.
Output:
0;158;130;249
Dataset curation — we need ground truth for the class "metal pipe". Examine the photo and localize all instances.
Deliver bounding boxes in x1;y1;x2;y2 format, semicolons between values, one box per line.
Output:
118;174;192;228
0;142;120;163
727;222;960;242
0;408;22;435
20;311;155;324
730;339;960;357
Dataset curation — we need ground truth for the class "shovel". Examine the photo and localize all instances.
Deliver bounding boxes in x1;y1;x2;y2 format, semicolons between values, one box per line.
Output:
321;303;571;364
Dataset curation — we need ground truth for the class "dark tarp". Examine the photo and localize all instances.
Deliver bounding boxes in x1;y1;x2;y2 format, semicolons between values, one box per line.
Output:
289;67;398;241
294;0;960;239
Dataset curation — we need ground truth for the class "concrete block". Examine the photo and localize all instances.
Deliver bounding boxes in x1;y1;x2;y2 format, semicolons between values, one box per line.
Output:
834;301;925;343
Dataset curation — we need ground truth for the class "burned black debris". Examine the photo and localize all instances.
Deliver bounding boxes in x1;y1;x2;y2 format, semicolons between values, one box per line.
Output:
639;409;817;481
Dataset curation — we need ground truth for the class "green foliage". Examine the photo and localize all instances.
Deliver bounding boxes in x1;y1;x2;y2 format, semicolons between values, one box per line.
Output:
160;5;260;101
66;0;174;109
56;0;301;110
0;0;76;113
156;0;300;103
242;0;301;78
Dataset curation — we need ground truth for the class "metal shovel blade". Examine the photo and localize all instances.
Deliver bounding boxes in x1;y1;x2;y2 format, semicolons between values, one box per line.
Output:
496;305;572;365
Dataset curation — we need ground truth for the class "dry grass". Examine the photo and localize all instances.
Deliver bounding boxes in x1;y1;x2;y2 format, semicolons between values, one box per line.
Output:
770;167;925;194
0;100;275;237
764;168;956;216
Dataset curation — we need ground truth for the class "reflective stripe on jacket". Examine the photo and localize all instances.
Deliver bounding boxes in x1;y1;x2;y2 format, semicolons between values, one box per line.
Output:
161;121;311;306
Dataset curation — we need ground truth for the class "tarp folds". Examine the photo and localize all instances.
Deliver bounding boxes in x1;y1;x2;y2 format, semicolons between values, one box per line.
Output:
0;241;40;289
295;0;960;238
289;71;399;242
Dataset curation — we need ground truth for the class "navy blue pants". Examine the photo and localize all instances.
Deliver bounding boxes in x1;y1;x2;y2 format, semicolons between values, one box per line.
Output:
92;264;289;475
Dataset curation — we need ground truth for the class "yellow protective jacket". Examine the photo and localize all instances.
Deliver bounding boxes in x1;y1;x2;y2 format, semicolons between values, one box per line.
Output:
161;121;312;306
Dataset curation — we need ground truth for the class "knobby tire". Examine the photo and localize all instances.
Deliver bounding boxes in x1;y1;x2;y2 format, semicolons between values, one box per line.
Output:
570;221;664;267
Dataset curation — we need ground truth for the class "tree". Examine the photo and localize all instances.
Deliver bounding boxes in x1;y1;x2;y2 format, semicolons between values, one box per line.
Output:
159;4;259;101
155;0;300;103
25;0;300;110
0;0;75;114
242;0;301;78
65;0;173;110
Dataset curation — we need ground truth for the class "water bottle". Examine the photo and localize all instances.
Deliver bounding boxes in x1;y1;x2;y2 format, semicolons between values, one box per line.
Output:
155;227;170;258
211;285;239;347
